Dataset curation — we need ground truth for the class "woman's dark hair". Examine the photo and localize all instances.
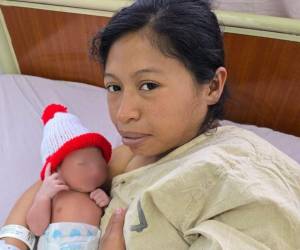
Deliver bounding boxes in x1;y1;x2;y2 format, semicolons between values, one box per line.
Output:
91;0;228;133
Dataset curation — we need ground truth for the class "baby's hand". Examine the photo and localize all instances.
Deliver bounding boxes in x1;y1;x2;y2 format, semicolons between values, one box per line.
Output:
37;163;69;200
90;188;110;208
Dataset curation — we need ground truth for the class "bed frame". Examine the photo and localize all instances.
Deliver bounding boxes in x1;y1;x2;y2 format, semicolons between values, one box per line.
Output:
0;0;300;137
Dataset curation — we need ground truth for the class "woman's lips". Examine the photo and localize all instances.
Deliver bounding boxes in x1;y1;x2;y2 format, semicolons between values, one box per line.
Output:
119;131;150;147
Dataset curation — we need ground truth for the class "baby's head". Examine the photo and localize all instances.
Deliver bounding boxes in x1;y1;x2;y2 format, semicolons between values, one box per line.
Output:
40;104;112;192
58;146;108;192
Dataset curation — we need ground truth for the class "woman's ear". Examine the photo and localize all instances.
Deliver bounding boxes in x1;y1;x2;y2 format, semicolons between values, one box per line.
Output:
206;67;227;105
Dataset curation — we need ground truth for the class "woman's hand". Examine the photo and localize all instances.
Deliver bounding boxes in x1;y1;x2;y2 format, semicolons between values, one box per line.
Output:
100;208;127;250
90;188;110;207
36;163;69;200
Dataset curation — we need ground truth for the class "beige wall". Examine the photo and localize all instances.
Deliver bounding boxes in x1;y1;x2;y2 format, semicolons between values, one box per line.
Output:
0;9;19;74
214;0;300;19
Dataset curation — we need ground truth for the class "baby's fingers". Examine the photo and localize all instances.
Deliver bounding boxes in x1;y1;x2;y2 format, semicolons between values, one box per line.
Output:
44;163;52;178
91;192;110;207
54;179;67;186
55;184;69;192
97;200;110;207
49;172;60;180
90;188;106;199
90;190;97;199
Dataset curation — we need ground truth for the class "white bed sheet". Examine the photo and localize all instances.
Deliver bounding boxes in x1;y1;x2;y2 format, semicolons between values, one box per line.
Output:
0;74;299;226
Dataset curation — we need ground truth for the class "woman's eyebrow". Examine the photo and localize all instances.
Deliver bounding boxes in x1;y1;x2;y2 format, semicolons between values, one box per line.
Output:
104;73;121;83
104;68;163;81
132;68;163;77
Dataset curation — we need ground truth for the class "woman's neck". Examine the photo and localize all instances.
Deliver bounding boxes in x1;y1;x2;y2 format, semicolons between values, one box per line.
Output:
125;155;159;172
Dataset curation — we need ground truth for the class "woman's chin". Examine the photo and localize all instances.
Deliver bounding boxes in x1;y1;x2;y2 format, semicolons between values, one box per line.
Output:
128;144;166;159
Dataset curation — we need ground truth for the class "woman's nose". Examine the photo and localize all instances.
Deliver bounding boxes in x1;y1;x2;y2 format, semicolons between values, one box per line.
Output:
116;92;140;124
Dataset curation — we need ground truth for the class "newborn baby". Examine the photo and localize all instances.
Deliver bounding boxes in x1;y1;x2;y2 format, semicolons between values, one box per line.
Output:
26;104;112;250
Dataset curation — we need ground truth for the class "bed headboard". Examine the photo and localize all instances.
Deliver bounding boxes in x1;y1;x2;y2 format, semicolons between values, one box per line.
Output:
1;1;300;137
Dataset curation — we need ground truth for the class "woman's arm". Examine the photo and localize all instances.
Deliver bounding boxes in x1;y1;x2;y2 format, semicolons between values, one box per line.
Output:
3;180;42;250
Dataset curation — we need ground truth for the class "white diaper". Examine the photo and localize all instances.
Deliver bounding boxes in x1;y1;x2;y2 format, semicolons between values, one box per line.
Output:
37;222;101;250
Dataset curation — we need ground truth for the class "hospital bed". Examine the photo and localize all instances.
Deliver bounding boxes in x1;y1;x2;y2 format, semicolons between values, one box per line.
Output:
0;0;299;226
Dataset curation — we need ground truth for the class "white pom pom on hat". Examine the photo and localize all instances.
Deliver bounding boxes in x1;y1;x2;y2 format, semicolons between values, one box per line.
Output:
40;104;112;180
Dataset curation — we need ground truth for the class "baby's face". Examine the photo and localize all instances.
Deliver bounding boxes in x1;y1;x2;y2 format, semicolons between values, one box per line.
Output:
59;147;108;192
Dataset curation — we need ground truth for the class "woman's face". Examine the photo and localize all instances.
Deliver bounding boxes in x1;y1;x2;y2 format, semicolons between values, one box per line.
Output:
104;31;213;157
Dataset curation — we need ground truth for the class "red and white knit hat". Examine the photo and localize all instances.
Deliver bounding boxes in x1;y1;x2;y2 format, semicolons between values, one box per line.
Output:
40;104;112;180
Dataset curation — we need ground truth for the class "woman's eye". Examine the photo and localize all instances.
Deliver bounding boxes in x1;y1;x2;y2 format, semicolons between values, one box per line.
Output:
106;84;121;92
140;82;159;91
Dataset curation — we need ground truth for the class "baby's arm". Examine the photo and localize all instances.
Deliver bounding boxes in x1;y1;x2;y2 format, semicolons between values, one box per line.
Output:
26;190;51;236
26;164;69;236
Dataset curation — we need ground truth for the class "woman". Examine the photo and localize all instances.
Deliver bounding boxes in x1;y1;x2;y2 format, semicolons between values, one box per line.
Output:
2;0;300;249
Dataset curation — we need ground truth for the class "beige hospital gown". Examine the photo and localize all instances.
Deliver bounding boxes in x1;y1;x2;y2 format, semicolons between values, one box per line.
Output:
100;126;300;250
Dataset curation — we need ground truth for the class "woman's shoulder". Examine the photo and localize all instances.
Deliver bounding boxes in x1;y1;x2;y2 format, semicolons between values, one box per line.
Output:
170;125;298;171
108;144;134;179
198;125;272;153
108;144;159;178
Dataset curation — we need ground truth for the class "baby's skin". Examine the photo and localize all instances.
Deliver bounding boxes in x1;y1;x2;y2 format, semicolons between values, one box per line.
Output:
27;147;110;236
